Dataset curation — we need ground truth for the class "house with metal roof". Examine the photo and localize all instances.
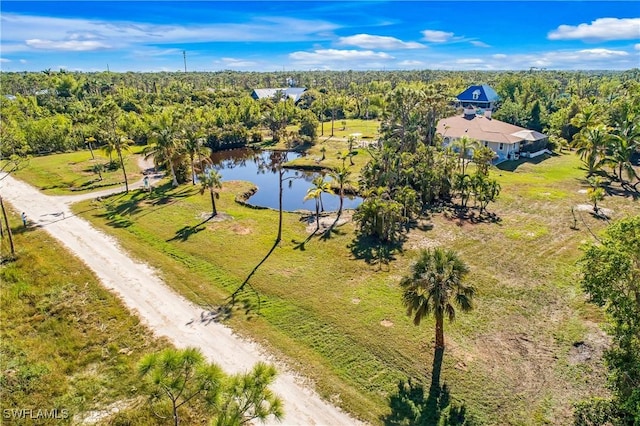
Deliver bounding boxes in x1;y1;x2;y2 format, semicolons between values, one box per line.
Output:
456;84;500;110
251;87;307;103
436;107;547;162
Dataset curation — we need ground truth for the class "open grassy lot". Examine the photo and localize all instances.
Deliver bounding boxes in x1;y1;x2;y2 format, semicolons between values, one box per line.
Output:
8;145;145;195
0;208;171;424
66;150;638;424
316;118;381;140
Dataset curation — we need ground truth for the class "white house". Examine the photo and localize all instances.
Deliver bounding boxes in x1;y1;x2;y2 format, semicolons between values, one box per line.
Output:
436;107;547;162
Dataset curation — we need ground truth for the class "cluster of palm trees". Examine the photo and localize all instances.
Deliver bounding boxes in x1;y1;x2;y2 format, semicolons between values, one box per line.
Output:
304;165;353;232
571;105;639;189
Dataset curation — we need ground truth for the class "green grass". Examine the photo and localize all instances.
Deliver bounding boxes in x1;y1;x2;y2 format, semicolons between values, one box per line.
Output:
62;151;639;425
0;208;170;425
316;118;381;140
9;146;145;195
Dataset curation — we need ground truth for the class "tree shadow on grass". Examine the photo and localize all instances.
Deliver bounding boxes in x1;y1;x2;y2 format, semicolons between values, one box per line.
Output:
167;215;216;242
98;183;195;229
383;348;473;426
348;234;404;271
495;152;555;172
442;206;501;227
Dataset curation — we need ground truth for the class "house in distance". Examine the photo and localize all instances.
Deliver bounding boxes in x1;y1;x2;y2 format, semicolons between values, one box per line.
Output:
455;84;500;111
437;85;548;163
251;87;307;103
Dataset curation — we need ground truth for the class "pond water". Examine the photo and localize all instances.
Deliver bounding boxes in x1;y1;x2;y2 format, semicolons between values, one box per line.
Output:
210;148;362;212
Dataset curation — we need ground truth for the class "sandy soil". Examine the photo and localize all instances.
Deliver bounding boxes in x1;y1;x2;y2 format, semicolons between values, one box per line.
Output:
0;161;363;426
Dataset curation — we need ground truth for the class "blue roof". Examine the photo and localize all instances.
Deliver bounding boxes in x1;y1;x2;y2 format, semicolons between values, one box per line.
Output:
456;85;500;103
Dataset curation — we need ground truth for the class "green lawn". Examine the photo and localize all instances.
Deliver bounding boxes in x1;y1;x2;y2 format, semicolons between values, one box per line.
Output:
64;151;638;424
0;208;171;425
9;146;145;195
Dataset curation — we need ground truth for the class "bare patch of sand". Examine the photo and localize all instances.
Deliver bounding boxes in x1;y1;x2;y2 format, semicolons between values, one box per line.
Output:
304;212;352;234
574;203;614;217
380;319;393;327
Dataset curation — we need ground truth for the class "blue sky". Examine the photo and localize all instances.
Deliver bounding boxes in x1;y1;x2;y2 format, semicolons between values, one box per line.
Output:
1;1;639;72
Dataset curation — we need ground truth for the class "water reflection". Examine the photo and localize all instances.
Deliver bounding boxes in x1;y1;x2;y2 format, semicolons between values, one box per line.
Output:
210;148;362;212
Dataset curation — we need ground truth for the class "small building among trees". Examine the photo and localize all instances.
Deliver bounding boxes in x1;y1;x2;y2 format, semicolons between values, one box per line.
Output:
251;87;307;103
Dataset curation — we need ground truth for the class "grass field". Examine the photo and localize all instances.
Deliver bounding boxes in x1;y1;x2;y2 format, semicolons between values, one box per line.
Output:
60;148;638;424
8;145;145;195
0;207;172;425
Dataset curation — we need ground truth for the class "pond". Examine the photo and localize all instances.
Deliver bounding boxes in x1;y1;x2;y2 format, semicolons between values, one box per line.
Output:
210;148;362;212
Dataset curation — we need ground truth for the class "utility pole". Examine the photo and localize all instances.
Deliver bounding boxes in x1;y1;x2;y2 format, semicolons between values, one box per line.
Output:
0;196;15;258
183;50;187;73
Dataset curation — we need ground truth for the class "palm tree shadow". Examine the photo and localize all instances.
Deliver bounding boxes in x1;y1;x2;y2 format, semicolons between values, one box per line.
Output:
292;230;318;251
348;234;404;270
167;215;218;242
382;348;470;425
223;238;281;316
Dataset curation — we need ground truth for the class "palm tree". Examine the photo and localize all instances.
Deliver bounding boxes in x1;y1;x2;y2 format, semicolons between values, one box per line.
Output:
400;248;475;349
329;166;352;218
304;186;323;231
199;169;222;216
606;114;640;185
145;127;183;187
102;135;132;193
184;132;211;185
451;136;478;175
313;175;333;212
574;124;612;177
304;177;333;231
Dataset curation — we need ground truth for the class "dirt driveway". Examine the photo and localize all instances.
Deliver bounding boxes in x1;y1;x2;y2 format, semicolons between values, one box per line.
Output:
0;171;363;426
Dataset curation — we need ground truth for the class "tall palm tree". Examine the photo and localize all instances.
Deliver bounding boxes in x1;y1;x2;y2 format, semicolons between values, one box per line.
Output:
102;135;132;193
606;114;640;185
312;175;333;212
574;124;612;177
199;169;222;216
329;166;352;218
401;248;475;349
304;176;333;231
184;132;211;185
145;127;183;187
451;136;478;175
304;186;323;231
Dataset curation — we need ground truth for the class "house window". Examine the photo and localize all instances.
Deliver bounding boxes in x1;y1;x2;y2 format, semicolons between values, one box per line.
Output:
499;143;504;150
484;141;488;147
472;89;481;100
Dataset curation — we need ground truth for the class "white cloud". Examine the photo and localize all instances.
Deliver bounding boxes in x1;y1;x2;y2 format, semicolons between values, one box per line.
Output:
26;39;111;51
218;57;258;68
398;60;424;67
339;34;424;49
1;12;340;53
421;30;454;43
548;18;640;41
578;48;629;57
486;48;633;70
131;47;182;58
456;58;484;64
0;58;10;63
288;49;393;69
290;49;392;63
492;54;507;59
635;43;640;50
470;40;490;48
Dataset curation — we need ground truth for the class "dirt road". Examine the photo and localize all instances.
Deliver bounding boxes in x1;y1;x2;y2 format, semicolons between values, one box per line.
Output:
0;172;363;426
